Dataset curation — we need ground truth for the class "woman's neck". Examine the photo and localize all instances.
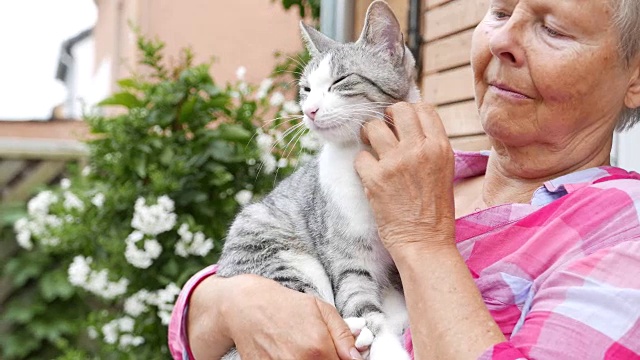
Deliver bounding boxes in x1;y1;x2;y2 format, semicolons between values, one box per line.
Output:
482;139;613;207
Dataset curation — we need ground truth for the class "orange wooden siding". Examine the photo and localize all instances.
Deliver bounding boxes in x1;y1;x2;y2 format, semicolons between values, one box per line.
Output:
422;0;489;151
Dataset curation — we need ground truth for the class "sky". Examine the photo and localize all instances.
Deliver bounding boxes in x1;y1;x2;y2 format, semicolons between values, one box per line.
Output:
0;0;97;120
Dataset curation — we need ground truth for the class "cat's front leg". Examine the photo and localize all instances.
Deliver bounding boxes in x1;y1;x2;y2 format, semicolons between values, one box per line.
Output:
332;266;409;360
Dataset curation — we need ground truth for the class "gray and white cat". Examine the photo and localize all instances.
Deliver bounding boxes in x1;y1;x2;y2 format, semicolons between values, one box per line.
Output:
218;1;420;359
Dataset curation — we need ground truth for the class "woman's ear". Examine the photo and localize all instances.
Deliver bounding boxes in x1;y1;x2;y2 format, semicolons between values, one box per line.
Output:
625;59;640;109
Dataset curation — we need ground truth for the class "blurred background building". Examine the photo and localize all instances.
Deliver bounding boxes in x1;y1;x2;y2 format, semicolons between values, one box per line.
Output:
1;0;640;205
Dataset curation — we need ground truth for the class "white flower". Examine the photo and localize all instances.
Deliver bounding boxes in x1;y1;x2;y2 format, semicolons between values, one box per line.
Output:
174;224;214;258
41;236;60;247
238;82;249;95
102;320;119;344
60;178;71;190
119;334;145;348
260;153;277;174
150;283;181;326
118;316;135;332
270;92;285;106
256;132;274;152
300;132;322;151
236;66;247;81
124;290;151;317
299;153;315;164
67;255;129;299
87;326;98;340
277;158;288;168
68;255;91;287
81;166;91;177
63;191;85;211
27;191;58;217
14;218;32;250
234;190;253;205
282;100;301;114
124;231;163;269
256;78;273;99
91;193;105;208
131;196;177;236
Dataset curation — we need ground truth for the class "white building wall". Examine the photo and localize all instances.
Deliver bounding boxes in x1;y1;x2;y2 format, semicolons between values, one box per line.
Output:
616;128;640;172
65;36;111;119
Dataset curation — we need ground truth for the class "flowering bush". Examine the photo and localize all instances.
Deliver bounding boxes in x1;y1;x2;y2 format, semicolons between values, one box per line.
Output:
1;35;319;359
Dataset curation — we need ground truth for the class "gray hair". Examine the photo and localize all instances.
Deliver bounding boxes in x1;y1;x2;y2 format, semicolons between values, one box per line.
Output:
612;0;640;130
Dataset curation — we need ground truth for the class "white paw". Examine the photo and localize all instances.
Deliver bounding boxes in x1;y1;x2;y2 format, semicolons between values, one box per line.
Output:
344;317;367;336
355;327;374;350
369;332;410;360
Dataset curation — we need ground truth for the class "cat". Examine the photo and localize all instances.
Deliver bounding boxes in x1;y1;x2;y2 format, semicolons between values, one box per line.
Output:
217;1;420;359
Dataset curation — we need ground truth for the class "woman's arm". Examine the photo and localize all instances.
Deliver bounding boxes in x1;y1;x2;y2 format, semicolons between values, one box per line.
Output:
170;269;361;360
391;245;505;360
354;102;505;359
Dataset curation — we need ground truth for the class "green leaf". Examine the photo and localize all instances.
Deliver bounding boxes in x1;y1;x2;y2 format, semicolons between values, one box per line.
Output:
133;156;147;178
5;300;46;323
98;92;143;109
159;147;175;166
39;270;76;301
218;124;251;142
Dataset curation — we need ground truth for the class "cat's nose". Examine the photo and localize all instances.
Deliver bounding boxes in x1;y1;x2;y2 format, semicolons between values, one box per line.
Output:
304;107;319;121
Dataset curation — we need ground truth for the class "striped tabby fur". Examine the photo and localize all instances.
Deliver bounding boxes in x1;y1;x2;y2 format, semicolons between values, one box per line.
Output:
218;2;420;359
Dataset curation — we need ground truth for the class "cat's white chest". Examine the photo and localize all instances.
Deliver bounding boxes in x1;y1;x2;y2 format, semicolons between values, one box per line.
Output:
318;144;377;238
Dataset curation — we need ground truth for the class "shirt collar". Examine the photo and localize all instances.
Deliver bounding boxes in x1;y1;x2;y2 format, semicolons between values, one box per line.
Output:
454;151;634;207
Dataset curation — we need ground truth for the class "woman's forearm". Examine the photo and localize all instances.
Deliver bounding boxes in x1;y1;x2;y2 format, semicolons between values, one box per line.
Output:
188;275;236;360
391;244;506;360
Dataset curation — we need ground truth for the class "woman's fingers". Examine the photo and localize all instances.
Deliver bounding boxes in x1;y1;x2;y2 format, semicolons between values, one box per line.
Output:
412;102;448;140
385;102;424;141
316;298;363;360
362;119;398;157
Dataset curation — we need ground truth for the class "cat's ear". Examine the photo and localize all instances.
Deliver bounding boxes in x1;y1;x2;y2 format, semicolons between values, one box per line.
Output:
300;22;337;56
357;1;404;60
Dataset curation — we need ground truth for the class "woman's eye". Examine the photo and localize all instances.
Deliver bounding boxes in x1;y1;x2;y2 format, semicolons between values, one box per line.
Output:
542;25;564;38
491;10;509;20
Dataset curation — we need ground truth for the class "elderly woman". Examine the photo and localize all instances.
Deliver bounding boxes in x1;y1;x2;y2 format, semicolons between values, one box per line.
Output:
169;0;640;359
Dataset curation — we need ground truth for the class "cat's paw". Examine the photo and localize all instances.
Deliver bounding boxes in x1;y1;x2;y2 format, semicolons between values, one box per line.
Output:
344;317;367;336
354;327;374;350
368;332;410;360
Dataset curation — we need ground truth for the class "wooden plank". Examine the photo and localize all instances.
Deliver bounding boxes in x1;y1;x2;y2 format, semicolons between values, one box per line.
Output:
423;28;474;74
2;161;67;202
424;0;453;10
0;138;88;161
0;160;26;187
424;0;489;41
437;100;483;137
449;134;491;151
422;65;474;105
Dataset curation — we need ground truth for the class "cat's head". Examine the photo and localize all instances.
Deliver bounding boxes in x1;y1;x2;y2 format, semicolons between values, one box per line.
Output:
298;0;420;146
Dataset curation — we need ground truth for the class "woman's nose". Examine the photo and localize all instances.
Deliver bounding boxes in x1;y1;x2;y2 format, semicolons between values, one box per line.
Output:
488;17;526;67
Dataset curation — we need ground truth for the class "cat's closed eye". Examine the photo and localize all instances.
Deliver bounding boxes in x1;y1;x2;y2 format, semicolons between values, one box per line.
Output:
330;74;352;91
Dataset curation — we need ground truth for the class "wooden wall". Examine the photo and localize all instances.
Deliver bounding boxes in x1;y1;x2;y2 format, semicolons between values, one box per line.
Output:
422;0;489;150
354;0;490;151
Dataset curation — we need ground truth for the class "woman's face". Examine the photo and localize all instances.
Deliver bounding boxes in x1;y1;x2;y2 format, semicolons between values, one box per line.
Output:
471;0;635;152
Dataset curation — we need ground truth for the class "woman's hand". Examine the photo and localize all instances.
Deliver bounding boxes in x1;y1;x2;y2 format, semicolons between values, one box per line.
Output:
188;274;361;360
354;102;456;256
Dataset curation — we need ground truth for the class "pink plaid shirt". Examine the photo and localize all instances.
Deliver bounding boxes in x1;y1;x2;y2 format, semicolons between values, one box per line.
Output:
169;151;640;359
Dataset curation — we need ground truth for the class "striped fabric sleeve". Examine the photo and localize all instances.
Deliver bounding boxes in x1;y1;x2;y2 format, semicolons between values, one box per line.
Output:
168;264;219;360
478;239;640;360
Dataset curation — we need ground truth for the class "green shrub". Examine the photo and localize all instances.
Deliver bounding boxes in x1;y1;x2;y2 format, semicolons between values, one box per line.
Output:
1;35;317;359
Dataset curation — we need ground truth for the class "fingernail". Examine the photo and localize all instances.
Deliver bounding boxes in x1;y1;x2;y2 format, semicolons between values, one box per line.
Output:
350;347;364;360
